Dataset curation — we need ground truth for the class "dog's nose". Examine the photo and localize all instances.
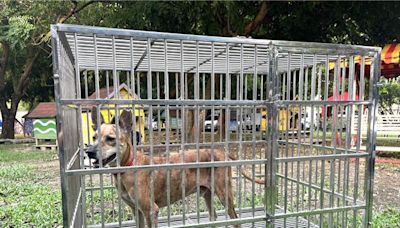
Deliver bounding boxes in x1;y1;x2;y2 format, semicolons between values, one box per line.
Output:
85;145;98;159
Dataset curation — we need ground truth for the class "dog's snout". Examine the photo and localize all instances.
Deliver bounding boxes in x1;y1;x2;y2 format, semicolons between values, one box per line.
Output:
86;145;98;159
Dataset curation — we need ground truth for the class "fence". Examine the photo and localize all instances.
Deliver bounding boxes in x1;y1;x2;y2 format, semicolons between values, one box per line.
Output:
51;24;380;227
355;113;400;137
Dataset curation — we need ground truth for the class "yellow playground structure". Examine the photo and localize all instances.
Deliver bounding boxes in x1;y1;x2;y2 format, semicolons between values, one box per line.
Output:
81;83;145;145
260;106;301;136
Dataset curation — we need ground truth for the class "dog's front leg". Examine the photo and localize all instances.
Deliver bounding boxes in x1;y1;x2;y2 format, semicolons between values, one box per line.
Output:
134;209;146;228
121;192;145;228
123;199;145;228
141;203;159;228
127;188;159;228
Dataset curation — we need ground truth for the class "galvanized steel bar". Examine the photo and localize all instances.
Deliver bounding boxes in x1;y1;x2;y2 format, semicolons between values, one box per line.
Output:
51;27;72;228
93;33;106;228
251;45;258;227
60;98;371;107
128;36;141;228
237;43;244;219
266;44;278;228
328;56;340;228
146;37;156;228
364;51;380;227
195;41;201;224
73;32;87;227
210;41;216;223
224;43;230;224
164;39;172;226
66;159;269;177
179;40;187;225
353;56;365;227
111;35;124;226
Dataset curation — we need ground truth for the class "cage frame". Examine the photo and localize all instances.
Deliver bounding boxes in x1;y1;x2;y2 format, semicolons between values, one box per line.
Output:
51;24;381;228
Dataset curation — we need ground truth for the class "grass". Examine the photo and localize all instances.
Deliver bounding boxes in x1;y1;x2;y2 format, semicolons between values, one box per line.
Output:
0;144;62;227
373;208;400;228
0;144;57;163
375;138;400;148
315;131;399;142
0;143;399;227
376;163;400;172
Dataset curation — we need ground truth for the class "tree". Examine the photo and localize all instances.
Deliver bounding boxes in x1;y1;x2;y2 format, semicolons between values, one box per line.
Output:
3;1;400;139
379;80;400;114
0;0;96;138
258;2;400;45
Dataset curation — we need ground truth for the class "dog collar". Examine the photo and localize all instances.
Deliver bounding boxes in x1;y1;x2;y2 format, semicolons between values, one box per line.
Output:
127;150;134;167
127;157;134;167
113;152;134;177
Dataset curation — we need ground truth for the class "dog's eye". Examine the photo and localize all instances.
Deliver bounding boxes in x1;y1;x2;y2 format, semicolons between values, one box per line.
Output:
92;135;97;141
106;136;116;143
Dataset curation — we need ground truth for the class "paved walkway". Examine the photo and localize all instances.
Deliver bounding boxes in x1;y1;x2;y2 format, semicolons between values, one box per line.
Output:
359;146;400;152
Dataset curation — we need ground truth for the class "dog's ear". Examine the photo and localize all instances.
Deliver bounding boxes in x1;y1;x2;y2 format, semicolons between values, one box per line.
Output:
91;106;105;131
118;110;133;133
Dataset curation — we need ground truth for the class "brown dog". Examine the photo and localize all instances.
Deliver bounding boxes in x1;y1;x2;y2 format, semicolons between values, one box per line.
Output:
86;107;264;228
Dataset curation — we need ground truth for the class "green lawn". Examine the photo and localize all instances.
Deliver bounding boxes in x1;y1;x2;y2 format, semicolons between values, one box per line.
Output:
0;144;62;227
0;143;399;227
373;208;400;228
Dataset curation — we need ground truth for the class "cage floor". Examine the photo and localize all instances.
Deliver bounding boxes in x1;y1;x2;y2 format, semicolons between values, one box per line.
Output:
89;207;318;228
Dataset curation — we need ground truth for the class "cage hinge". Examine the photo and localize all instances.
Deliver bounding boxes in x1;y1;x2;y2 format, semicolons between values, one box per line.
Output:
265;213;273;224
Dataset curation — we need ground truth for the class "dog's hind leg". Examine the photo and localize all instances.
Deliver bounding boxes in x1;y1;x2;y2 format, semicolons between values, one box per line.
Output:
201;187;217;221
215;171;240;227
215;186;238;219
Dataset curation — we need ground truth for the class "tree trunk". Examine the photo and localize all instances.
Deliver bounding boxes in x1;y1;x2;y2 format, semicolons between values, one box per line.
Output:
214;74;226;141
218;110;226;142
0;54;37;139
185;109;195;143
244;2;270;37
0;108;17;139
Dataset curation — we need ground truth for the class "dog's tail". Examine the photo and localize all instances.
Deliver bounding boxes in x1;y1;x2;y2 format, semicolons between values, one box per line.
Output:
238;165;265;185
228;148;265;185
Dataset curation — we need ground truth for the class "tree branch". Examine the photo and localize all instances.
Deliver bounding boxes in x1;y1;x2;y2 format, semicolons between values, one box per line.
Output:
215;4;235;37
58;0;95;24
244;1;270;37
15;51;40;99
0;41;10;93
37;0;96;45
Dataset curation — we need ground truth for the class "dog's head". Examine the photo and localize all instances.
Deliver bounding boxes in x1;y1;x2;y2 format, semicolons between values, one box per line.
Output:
86;106;133;168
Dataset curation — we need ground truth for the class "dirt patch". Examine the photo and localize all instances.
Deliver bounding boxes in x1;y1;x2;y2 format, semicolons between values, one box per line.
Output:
31;159;61;188
373;162;400;211
7;145;398;213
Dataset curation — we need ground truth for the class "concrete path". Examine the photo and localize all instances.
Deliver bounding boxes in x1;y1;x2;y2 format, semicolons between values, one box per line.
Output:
359;146;400;152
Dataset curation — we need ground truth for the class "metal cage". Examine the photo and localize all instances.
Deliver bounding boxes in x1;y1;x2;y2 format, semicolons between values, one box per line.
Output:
51;24;380;228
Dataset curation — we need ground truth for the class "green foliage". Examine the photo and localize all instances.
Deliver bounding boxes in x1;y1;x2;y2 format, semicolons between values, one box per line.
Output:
0;144;61;227
0;163;34;179
262;2;400;45
379;81;400;114
0;164;62;227
1;1;399;105
0;1;67;117
373;208;400;228
6;16;35;49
